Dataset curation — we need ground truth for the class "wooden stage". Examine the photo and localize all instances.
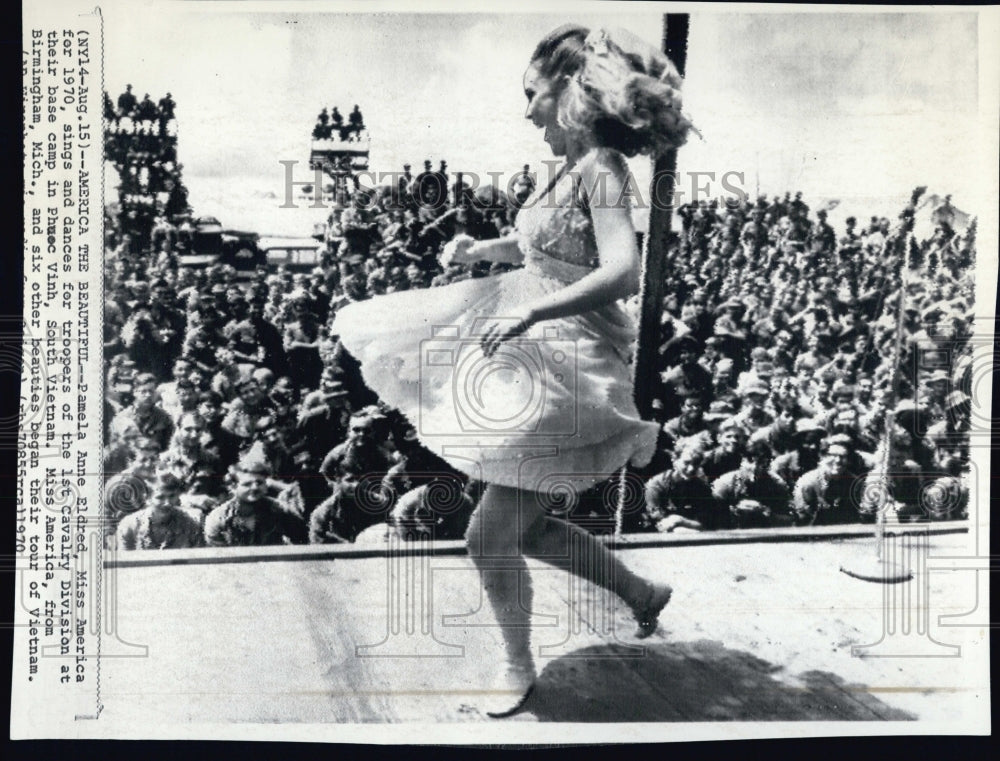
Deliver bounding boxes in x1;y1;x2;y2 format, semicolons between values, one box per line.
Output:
100;523;987;727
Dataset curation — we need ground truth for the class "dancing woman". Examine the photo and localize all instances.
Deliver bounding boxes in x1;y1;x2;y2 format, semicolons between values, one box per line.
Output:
332;24;694;717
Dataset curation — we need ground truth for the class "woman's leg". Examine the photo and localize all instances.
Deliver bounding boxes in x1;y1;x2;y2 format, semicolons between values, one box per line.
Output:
516;489;666;617
464;484;536;715
464;483;672;715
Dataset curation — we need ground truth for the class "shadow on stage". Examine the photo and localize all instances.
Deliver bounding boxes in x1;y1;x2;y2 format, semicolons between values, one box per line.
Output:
524;639;915;722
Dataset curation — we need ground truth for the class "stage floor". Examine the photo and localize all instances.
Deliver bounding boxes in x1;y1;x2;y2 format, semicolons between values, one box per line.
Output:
100;526;987;725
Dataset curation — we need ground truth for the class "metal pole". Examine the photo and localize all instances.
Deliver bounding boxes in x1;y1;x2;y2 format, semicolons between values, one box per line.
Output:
840;195;919;584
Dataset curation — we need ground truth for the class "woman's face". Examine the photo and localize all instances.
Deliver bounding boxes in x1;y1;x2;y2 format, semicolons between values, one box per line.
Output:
523;63;567;156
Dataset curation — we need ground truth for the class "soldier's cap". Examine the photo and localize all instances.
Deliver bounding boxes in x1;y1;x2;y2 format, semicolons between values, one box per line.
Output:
753;361;774;377
832;384;855;400
664;334;701;353
893;399;926;418
718;419;748;436
715;358;734;373
741;381;770;397
921;304;945;320
819;368;840;383
134;436;162;453
344;254;367;264
712;324;738;340
254;416;278;433
154;470;186;496
321;380;350;398
717;298;744;312
822;433;853;452
836;292;857;306
233;456;271;477
198;390;224;406
946;391;971;410
704;400;736;421
795;418;827;435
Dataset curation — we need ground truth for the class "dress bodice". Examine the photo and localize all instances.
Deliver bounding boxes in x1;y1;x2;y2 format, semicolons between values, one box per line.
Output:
515;160;601;280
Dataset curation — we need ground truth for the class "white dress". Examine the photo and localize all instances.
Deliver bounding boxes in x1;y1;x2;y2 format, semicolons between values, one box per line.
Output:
331;148;658;492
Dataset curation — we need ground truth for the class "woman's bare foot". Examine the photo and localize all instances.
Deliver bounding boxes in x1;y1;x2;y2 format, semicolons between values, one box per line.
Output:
631;582;673;639
484;662;536;718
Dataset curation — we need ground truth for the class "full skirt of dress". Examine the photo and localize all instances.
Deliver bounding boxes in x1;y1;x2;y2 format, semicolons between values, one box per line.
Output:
331;262;658;492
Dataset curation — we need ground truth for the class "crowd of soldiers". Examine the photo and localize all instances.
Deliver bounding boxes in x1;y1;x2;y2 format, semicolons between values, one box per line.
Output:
103;166;976;551
104;86;192;254
312;105;367;142
106;84;176;123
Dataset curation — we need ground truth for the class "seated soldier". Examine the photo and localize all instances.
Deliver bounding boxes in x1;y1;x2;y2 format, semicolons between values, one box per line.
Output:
309;476;385;544
859;401;937;522
643;446;724;532
295;375;352;468
104;419;142;478
197;391;243;468
658;334;713;419
712;440;793;528
244;416;295;485
320;408;398;487
221;376;276;444
770;418;826;490
660;394;712;455
204;457;307;547
159;411;224;501
792;435;865;526
104;436;162;541
114;470;204;551
109;373;175;452
701;422;747;484
387;475;475;541
925;391;971;468
731;381;774;432
920;456;969;522
749;401;800;457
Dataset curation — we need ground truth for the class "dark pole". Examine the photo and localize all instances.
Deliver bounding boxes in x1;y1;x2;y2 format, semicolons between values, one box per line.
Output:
633;13;688;420
615;14;689;536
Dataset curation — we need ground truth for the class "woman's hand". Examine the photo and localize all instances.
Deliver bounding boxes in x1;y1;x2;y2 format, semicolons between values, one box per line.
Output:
440;234;478;266
480;308;535;358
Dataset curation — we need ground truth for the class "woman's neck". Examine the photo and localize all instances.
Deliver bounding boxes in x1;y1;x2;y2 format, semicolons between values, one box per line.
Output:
564;136;589;167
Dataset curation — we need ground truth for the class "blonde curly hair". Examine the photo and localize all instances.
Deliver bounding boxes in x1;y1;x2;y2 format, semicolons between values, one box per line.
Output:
529;24;695;158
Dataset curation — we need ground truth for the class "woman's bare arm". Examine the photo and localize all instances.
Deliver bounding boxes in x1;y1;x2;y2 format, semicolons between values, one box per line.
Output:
523;151;639;322
465;236;524;265
479;150;640;356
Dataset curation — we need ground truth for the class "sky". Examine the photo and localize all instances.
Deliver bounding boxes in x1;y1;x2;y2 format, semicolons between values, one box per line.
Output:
100;1;994;235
